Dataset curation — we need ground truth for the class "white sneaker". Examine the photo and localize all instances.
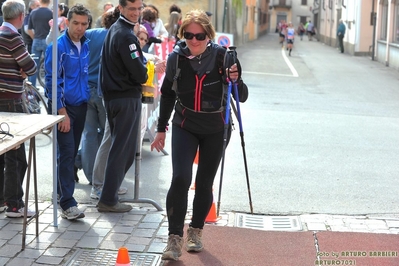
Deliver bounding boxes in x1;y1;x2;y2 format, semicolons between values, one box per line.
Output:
118;186;128;195
0;204;6;213
61;206;85;220
90;187;102;199
5;206;35;218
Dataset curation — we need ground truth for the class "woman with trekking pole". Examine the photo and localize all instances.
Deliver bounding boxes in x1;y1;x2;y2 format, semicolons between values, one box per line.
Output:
150;9;248;261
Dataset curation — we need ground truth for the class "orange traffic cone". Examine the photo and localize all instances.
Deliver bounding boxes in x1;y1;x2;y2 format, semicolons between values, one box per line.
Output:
205;193;220;223
191;150;199;190
194;150;199;164
115;247;130;266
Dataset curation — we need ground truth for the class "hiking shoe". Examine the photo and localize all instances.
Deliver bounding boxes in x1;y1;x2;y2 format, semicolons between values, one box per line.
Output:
186;227;203;252
61;206;85;220
97;201;132;213
118;186;128;195
162;234;183;261
90;187;102;199
5;206;35;218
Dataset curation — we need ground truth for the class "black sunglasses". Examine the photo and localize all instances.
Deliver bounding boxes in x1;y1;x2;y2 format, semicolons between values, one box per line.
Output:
183;32;207;41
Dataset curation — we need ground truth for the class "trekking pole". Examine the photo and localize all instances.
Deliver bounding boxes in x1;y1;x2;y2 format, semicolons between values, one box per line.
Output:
232;80;253;214
216;78;233;217
229;46;254;214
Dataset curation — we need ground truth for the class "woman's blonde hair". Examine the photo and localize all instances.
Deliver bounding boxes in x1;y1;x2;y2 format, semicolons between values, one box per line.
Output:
178;9;215;40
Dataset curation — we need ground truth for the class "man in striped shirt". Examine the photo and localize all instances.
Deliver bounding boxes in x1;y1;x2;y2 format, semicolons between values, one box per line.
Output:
0;0;37;218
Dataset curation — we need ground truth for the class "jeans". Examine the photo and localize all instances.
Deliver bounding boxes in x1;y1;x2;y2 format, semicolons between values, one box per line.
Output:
99;97;141;206
92;116;111;190
76;86;106;183
29;38;47;87
49;102;87;211
166;125;231;236
0;98;28;208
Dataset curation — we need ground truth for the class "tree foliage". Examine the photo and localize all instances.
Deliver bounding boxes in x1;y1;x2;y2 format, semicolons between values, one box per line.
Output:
232;0;243;17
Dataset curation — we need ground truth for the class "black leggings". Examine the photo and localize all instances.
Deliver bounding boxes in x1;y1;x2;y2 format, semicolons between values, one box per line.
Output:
167;124;231;236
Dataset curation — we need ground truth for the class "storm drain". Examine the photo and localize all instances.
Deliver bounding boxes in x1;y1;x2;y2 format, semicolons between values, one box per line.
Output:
235;213;302;231
65;249;162;266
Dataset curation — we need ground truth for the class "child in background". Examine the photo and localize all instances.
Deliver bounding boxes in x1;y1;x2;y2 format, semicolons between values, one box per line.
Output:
136;25;166;73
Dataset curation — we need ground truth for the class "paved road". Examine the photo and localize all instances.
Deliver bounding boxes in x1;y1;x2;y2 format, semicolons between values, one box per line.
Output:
31;33;399;217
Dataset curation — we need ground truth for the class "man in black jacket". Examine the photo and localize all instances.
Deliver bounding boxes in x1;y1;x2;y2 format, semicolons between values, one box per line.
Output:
97;0;147;212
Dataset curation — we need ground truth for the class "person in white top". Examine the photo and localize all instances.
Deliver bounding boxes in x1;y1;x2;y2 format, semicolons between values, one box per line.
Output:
143;4;167;53
286;22;295;56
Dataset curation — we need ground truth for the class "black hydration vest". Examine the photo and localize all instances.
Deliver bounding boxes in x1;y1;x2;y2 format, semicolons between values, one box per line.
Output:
171;47;229;134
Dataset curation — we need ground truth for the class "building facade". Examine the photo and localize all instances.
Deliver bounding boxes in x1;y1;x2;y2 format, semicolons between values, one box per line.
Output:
314;0;399;71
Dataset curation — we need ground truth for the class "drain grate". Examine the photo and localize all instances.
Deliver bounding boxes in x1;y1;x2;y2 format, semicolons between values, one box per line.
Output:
65;249;161;266
235;213;302;231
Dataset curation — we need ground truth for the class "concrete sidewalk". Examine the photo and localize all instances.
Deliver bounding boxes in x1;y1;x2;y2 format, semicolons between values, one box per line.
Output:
0;201;398;265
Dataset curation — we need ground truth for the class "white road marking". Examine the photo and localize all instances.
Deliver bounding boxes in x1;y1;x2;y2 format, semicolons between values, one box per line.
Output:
242;71;294;77
281;46;299;77
242;47;299;78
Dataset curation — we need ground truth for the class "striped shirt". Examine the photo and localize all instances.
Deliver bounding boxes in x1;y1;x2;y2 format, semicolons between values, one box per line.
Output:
0;23;36;94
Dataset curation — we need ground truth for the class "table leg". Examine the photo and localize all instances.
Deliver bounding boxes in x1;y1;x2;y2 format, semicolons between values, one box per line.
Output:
22;136;39;250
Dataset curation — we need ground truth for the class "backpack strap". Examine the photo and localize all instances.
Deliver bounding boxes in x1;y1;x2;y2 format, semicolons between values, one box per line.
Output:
217;46;227;79
172;46;227;93
172;54;181;93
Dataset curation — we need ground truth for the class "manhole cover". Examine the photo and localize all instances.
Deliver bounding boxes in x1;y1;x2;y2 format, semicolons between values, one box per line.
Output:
235;214;302;231
65;249;161;266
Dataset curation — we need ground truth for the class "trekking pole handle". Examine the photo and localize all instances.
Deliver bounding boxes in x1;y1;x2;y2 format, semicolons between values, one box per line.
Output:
226;46;241;82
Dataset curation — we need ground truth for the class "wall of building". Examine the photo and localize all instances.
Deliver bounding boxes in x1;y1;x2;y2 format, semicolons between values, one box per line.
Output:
291;0;313;26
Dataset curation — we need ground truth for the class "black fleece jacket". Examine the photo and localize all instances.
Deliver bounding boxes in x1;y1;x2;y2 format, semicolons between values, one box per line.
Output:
100;15;148;101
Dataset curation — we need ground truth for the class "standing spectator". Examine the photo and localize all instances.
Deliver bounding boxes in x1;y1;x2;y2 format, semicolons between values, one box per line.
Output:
279;20;287;46
0;0;37;217
94;2;113;28
306;20;314;41
145;4;168;38
337;19;346;53
75;7;119;191
91;22;166;200
45;3;68;45
90;7;130;199
142;3;167;52
286;22;295;56
150;9;248;261
27;0;52;87
169;3;181;25
44;3;91;220
140;6;157;40
165;11;180;43
97;0;147;213
297;22;305;41
21;0;39;54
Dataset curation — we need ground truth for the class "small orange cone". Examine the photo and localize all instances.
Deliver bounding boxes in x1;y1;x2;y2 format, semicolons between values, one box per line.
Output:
205;194;220;223
191;150;199;190
194;150;199;164
115;247;130;266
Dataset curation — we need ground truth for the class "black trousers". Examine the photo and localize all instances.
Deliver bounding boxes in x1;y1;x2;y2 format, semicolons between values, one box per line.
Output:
167;124;231;237
338;35;344;53
0;98;27;209
100;97;142;206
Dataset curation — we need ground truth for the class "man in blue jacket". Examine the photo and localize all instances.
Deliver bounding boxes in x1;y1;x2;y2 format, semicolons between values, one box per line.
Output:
45;4;91;220
337;19;346;53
